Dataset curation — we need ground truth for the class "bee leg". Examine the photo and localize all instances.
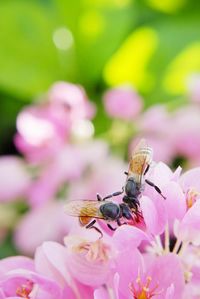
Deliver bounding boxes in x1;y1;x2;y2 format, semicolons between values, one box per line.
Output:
117;218;127;226
86;220;103;238
144;164;150;176
124;171;128;175
107;223;116;231
145;179;166;200
96;193;103;201
102;187;124;201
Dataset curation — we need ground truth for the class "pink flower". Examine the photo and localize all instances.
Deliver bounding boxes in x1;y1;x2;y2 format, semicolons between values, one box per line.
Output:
35;241;94;299
63;235;116;287
100;223;184;299
103;86;143;120
115;248;184;298
0;256;64;298
0;157;30;202
48;81;96;121
15;104;70;163
15;81;96;163
166;167;200;246
129;253;184;299
131;106;174;163
170;106;200;163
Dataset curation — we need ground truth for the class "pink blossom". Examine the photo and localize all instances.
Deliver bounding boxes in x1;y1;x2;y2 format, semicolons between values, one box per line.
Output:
15;82;95;163
170;106;200;162
131;106;174;163
0;157;30;202
167;167;200;246
121;252;184;299
112;228;184;299
15;104;70;163
35;241;94;299
132;162;179;235
48;81;96;121
103;86;143;120
112;225;150;250
0;256;64;298
63;235;116;287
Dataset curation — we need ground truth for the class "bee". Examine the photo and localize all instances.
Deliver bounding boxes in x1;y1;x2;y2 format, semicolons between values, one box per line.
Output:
64;197;134;237
103;139;166;211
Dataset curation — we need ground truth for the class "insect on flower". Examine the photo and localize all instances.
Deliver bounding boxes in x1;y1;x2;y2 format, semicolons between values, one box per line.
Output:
102;139;166;212
64;196;134;237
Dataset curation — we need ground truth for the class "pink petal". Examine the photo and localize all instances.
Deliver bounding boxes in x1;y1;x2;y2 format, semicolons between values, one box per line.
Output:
94;287;109;299
113;225;150;250
165;284;175;299
103;86;143;120
49;82;96;120
35;241;71;286
140;195;167;235
177;200;200;245
148;253;185;299
149;162;173;187
179;167;200;193
0;256;34;276
0;157;30;202
116;249;143;298
171;166;182;182
162;181;186;223
0;269;62;299
94;272;121;299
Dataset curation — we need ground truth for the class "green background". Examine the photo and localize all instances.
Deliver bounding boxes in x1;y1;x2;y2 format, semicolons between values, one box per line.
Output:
1;0;200;154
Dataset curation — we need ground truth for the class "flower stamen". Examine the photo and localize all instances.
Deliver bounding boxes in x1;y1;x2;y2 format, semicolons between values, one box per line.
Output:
75;239;111;262
186;188;200;209
16;280;33;299
130;275;162;299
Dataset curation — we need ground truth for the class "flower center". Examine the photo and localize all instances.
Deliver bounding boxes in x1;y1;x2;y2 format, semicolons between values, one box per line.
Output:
130;275;161;299
16;280;33;298
75;239;111;263
186;188;200;209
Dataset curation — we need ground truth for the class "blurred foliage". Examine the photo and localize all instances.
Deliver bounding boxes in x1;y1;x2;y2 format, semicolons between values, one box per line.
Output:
1;0;200;153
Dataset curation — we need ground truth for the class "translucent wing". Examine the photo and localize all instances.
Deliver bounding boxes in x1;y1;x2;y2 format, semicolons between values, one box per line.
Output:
128;139;153;183
64;200;104;219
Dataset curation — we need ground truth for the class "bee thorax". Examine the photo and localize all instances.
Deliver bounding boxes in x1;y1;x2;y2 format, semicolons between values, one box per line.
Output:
100;203;120;221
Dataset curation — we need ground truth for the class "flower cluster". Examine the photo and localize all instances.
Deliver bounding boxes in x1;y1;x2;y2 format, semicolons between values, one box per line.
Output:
1;162;200;298
1;79;200;298
103;80;200;166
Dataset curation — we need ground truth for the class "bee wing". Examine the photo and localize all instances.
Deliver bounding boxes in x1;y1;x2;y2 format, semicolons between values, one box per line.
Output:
128;139;153;183
64;200;104;219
